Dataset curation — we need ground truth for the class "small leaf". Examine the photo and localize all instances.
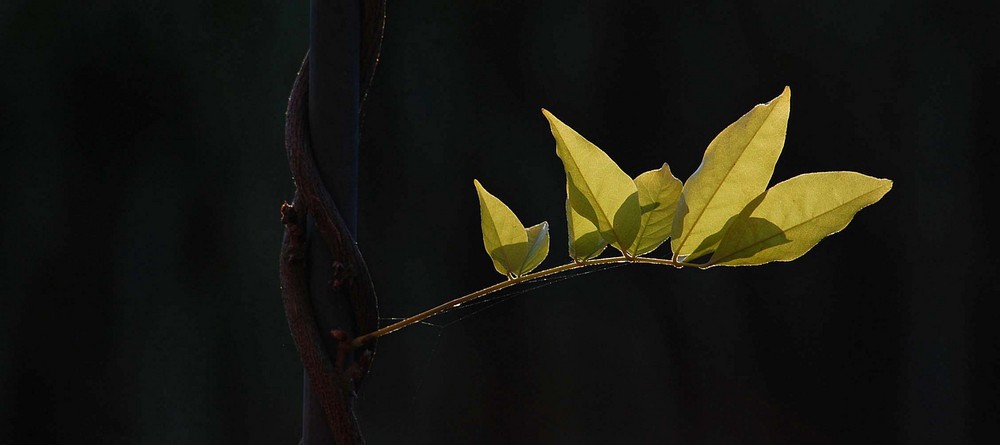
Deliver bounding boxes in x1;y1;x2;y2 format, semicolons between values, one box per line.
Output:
709;172;892;266
474;179;528;276
629;163;682;256
518;222;550;275
671;87;791;262
566;180;607;261
543;109;641;253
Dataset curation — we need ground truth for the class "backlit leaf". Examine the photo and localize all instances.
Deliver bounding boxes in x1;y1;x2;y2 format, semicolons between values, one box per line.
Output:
629;163;682;256
518;222;550;275
671;87;791;262
709;172;892;266
543;109;641;253
566;180;608;261
474;179;528;277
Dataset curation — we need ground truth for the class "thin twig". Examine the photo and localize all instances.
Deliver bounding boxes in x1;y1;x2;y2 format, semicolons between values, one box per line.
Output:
351;256;702;348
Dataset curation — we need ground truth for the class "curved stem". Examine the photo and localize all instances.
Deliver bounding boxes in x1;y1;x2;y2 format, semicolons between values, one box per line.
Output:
351;256;700;348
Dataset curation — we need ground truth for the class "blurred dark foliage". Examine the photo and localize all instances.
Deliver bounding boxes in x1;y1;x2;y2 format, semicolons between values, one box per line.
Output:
1;1;997;443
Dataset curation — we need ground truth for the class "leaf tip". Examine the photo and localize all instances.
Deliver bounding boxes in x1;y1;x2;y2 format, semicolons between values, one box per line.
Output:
541;108;561;128
879;178;894;196
768;86;791;106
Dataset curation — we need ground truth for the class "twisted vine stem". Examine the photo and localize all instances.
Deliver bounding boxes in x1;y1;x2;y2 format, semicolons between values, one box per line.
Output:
281;54;374;445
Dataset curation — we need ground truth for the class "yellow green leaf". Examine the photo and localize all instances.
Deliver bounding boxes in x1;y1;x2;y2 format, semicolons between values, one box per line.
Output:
566;180;607;261
709;172;892;267
518;222;550;275
543;109;641;253
629;163;682;256
474;179;529;277
671;87;792;262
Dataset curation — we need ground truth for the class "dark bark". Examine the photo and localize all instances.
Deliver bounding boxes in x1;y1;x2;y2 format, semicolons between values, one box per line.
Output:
304;0;361;442
280;1;385;444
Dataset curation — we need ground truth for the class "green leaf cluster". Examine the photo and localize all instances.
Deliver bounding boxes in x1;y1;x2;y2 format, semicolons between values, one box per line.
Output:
474;87;891;276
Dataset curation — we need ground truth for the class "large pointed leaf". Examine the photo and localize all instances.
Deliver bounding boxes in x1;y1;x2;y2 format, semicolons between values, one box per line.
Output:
709;172;892;266
566;180;607;261
671;87;791;262
474;179;528;276
629;163;683;256
518;222;550;275
543;109;641;253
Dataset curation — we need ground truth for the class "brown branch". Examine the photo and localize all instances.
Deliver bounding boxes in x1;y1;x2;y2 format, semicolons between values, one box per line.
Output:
286;53;379;367
280;196;363;444
280;53;379;445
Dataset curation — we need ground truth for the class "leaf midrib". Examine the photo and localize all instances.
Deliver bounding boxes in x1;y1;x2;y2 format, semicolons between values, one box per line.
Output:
631;178;657;254
710;185;886;264
676;102;780;256
483;202;516;273
556;131;627;249
520;223;547;273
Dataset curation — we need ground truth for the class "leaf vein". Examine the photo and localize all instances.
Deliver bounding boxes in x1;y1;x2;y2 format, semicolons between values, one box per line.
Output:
677;102;780;255
711;185;887;264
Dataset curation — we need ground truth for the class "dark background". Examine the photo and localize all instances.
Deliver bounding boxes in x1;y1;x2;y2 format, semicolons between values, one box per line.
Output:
2;1;997;443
